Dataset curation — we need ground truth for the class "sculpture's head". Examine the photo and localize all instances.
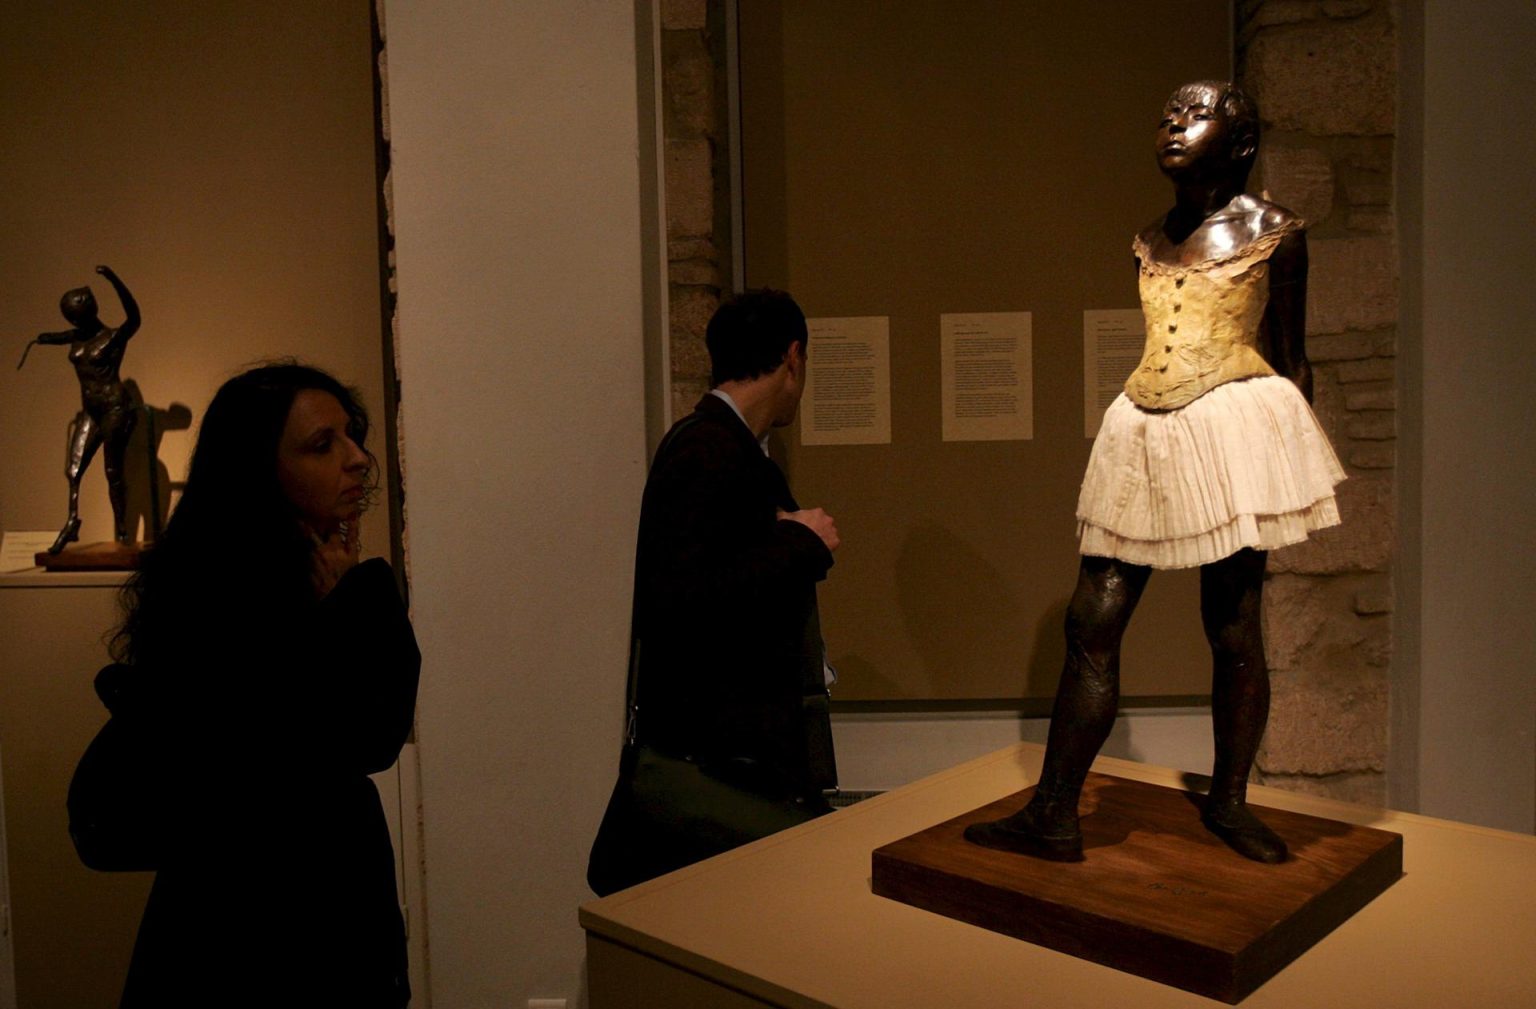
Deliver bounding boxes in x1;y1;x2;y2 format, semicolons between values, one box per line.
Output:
60;286;99;327
1155;80;1259;188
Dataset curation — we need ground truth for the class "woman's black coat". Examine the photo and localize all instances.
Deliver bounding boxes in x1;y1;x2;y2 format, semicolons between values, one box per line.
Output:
120;558;420;1008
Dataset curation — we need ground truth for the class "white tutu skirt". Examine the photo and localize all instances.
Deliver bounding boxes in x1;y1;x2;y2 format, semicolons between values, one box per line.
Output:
1077;376;1345;569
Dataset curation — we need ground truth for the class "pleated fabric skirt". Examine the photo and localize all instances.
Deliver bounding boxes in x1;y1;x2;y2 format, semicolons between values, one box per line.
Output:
1077;375;1345;569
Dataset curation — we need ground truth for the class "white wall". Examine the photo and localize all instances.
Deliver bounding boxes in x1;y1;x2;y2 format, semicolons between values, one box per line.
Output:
834;710;1216;793
1396;0;1536;832
382;1;649;1005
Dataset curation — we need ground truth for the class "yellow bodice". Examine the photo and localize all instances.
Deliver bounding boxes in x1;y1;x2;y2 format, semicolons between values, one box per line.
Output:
1123;221;1301;411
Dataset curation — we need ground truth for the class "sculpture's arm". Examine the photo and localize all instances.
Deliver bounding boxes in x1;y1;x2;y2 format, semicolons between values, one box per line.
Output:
96;265;141;339
17;331;72;369
1266;230;1311;403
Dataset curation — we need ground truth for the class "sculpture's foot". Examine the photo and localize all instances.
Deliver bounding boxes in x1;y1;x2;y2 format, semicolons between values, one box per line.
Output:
1202;802;1288;864
964;804;1084;862
48;516;82;555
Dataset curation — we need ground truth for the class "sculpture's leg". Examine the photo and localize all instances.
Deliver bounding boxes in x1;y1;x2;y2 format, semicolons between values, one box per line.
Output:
103;409;139;543
965;556;1151;860
1199;548;1287;863
49;413;99;554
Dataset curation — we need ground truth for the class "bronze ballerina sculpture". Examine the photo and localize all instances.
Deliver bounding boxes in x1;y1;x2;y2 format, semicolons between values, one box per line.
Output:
966;82;1344;864
18;265;142;554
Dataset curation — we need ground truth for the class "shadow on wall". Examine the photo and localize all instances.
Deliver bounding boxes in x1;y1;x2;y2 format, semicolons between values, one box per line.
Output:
121;379;192;541
895;521;1022;698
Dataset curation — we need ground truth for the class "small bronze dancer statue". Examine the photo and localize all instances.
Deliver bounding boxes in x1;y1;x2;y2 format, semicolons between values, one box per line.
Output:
18;265;142;554
966;82;1344;864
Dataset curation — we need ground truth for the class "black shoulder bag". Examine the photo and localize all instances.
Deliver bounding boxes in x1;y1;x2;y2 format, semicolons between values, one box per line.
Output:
67;663;167;872
584;648;827;897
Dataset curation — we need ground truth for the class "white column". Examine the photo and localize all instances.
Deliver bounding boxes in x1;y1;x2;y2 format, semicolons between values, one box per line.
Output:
382;1;650;1002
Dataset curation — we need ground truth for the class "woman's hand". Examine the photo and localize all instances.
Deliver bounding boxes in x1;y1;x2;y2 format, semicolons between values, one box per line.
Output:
309;519;361;598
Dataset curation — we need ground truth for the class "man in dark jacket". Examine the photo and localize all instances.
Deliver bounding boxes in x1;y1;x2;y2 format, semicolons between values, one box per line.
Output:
632;288;840;832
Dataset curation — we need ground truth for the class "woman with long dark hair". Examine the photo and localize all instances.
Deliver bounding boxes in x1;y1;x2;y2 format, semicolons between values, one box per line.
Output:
113;362;419;1007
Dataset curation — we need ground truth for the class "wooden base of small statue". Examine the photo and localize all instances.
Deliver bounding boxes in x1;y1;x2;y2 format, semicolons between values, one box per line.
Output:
871;772;1402;1003
35;541;144;571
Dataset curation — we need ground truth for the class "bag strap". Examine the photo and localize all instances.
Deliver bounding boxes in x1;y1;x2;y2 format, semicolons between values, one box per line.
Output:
624;411;705;745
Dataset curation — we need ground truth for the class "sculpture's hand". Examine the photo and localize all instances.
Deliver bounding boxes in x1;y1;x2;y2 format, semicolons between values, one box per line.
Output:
308;518;361;598
95;265;141;334
778;507;840;553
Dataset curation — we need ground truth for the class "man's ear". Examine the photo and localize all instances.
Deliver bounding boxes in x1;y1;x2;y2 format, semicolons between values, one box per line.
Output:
785;341;805;374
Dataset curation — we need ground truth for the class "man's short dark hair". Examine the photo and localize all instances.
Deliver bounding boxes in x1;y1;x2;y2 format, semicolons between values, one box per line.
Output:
706;289;808;387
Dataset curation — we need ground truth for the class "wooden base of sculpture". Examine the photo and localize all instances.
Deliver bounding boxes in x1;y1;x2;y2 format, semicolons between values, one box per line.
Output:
35;541;144;571
872;772;1402;1003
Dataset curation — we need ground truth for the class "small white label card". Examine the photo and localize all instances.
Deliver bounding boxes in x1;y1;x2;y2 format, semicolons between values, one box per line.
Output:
801;316;892;446
1;531;58;573
941;311;1033;442
1082;309;1146;437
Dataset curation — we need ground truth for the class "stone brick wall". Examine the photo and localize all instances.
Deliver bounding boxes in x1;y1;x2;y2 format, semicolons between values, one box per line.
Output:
660;0;731;420
373;0;410;592
1239;0;1398;803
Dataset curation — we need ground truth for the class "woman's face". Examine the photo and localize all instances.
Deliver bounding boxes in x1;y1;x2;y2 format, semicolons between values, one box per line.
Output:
276;389;371;538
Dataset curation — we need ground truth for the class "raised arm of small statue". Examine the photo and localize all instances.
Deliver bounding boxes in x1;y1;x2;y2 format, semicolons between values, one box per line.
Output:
97;264;141;339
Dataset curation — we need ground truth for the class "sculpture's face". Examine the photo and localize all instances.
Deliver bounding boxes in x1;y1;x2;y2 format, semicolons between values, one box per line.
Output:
1155;85;1229;177
61;287;98;327
276;389;371;539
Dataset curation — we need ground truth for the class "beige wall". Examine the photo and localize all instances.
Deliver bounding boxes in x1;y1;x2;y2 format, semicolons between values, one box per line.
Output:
1396;0;1536;832
0;581;146;1009
381;0;649;1004
0;4;390;1006
0;1;391;555
736;1;1231;705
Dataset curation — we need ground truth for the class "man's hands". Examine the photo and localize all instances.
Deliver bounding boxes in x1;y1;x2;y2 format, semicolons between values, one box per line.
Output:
778;507;839;553
309;519;361;598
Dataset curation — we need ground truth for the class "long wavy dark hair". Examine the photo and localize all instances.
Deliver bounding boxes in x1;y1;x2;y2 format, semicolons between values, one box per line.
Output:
112;362;378;667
